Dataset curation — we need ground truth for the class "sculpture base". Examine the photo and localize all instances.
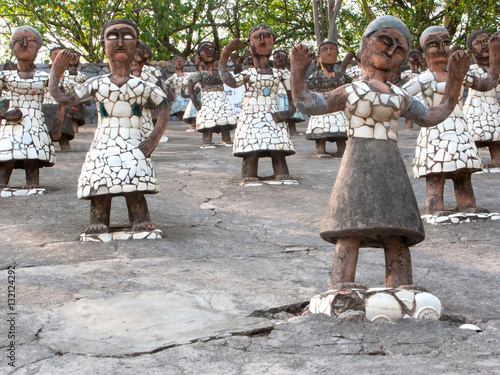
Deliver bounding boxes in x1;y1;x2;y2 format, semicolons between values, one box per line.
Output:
264;179;299;186
421;212;500;225
0;188;45;197
474;166;500;174
80;228;163;242
309;287;441;322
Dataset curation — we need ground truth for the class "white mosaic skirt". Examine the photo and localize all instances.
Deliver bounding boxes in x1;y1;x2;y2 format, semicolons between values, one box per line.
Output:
196;91;237;132
413;115;482;178
170;94;189;116
463;96;500;145
77;116;158;199
183;96;199;123
233;104;295;157
278;94;305;123
306;111;348;140
0;107;55;168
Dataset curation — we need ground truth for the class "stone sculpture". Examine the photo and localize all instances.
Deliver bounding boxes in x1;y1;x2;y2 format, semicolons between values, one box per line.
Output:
187;41;237;148
290;16;472;290
220;25;297;186
49;19;169;240
0;26;55;195
182;54;203;132
305;41;352;158
165;56;190;121
403;26;500;215
463;30;500;168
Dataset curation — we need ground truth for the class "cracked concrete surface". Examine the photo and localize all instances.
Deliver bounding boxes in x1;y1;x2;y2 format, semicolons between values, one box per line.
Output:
0;121;500;374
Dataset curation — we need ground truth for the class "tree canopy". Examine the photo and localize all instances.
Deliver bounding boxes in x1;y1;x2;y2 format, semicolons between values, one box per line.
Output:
0;0;498;63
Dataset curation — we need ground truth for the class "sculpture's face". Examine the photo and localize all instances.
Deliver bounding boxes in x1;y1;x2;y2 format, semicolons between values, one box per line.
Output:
199;43;216;63
361;28;408;72
11;30;40;62
408;53;421;71
273;52;287;68
318;43;338;65
418;54;427;70
174;58;185;69
103;23;137;63
249;29;274;57
470;32;490;60
422;31;450;66
131;53;146;75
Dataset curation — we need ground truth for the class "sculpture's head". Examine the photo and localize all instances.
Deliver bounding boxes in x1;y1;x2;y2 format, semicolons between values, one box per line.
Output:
132;41;151;75
420;26;450;67
198;41;216;63
272;49;287;68
100;19;139;64
49;46;64;63
358;16;411;74
408;49;423;71
318;40;338;65
249;24;274;57
173;56;185;70
467;30;490;62
10;26;42;62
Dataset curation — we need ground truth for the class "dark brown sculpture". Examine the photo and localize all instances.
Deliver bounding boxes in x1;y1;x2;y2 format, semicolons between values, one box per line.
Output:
49;19;169;235
291;16;472;289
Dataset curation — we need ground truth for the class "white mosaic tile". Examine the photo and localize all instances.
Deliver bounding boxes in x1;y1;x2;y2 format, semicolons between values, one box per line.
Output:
421;212;500;225
0;187;45;197
166;72;190;116
80;229;163;242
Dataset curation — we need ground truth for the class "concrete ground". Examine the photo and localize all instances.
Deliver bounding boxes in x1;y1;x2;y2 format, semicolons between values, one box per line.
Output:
1;120;499;374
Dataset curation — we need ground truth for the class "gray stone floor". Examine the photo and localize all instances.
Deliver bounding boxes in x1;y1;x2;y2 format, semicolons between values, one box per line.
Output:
1;120;499;374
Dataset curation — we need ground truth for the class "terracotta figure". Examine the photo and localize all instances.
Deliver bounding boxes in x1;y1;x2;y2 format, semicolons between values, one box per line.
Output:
0;26;55;189
181;54;203;132
49;19;169;235
220;25;297;185
61;51;88;136
165;56;190;121
290;16;472;288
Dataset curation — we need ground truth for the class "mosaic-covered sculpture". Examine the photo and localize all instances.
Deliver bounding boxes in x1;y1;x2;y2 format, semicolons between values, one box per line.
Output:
49;19;169;237
305;41;352;158
182;53;203;132
403;26;500;215
0;26;55;191
220;25;297;185
131;41;163;138
187;41;237;148
291;16;471;289
463;30;500;168
165;56;190;121
400;50;424;130
273;49;305;136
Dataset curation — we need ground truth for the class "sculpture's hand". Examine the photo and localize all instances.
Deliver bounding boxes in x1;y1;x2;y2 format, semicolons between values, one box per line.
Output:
139;137;158;158
448;50;471;81
225;39;243;54
290;44;314;78
449;45;462;54
2;108;23;122
53;49;77;70
193;98;202;111
272;110;291;123
66;106;78;119
488;33;500;68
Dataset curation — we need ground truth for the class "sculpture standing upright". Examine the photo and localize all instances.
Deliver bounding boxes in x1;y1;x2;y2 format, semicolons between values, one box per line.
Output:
0;26;55;193
165;56;189;121
50;19;169;239
291;16;473;289
220;25;297;185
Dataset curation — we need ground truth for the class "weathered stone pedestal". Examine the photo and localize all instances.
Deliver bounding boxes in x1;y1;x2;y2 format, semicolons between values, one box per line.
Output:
309;288;441;322
80;228;163;242
0;187;45;197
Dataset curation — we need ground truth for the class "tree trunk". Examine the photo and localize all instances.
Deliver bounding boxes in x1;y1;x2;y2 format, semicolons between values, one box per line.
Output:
312;0;324;48
328;0;343;42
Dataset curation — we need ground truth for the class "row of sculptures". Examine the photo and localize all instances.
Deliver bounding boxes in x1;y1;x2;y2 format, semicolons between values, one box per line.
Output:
0;17;499;292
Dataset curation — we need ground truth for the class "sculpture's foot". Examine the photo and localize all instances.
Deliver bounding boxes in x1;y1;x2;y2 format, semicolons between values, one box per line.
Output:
330;151;344;159
396;284;428;292
186;129;196;133
316;153;333;159
131;222;157;232
84;224;109;234
458;206;490;214
241;177;262;186
0;184;8;189
200;142;216;149
220;141;233;147
331;282;368;290
22;184;40;189
59;139;72;152
428;209;456;217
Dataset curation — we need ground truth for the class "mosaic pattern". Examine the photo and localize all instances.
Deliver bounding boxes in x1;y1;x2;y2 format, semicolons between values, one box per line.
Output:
183;75;199;122
0;70;55;167
277;69;304;123
188;71;237;132
165;72;190;116
463;65;500;144
403;72;482;178
345;65;363;81
400;70;421;83
306;69;352;140
232;68;295;156
62;70;87;91
73;74;166;199
310;288;441;321
142;65;162;80
138;71;159;137
0;187;45;197
421;212;500;225
81;229;163;242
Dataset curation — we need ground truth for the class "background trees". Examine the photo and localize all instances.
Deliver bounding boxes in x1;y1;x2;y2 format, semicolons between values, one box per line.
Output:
0;0;498;63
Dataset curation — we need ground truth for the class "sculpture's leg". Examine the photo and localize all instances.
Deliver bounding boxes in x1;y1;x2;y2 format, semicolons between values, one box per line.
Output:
59;135;71;152
241;152;259;183
270;151;291;179
221;128;232;144
452;173;484;213
315;139;332;158
333;139;346;158
85;195;111;234
0;161;15;187
189;119;196;131
488;143;500;167
72;119;79;135
383;237;413;288
404;119;414;130
202;129;213;145
24;160;40;188
125;191;156;232
425;174;445;214
329;237;360;289
287;121;297;135
176;113;183;121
